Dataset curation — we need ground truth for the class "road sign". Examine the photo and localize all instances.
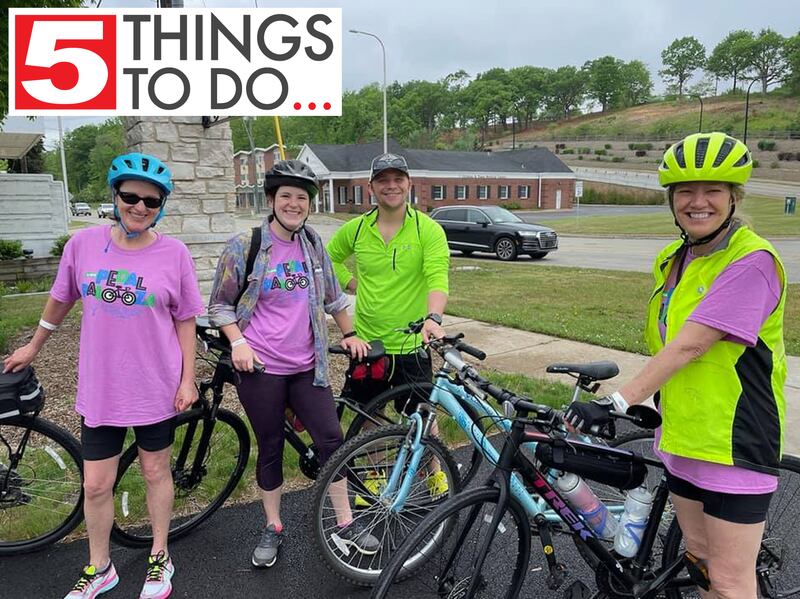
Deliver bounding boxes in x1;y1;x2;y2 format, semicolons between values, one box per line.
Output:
575;180;583;198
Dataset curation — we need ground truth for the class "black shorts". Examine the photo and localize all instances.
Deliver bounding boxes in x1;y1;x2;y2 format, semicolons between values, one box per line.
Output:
81;417;176;461
347;349;432;415
666;471;773;524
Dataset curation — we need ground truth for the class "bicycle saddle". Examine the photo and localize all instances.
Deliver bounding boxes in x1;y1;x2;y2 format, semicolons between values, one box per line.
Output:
545;361;619;381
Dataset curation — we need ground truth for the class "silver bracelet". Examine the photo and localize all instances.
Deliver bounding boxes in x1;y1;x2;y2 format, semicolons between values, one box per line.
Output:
230;338;248;348
39;319;59;331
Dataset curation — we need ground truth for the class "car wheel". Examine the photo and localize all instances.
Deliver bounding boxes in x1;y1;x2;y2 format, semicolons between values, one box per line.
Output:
495;237;517;261
461;250;474;256
528;252;548;260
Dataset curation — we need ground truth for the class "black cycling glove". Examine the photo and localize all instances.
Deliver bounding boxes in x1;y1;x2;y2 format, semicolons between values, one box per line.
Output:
565;396;615;433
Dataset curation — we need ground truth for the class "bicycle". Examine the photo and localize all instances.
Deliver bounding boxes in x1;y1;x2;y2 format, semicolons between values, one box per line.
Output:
371;357;800;599
311;323;656;587
110;315;440;547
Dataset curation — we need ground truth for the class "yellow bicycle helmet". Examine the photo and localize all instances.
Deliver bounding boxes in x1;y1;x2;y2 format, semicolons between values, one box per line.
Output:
659;132;752;187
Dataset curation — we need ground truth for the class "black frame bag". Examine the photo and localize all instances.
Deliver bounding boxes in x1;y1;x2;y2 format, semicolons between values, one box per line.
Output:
0;366;45;420
535;437;647;490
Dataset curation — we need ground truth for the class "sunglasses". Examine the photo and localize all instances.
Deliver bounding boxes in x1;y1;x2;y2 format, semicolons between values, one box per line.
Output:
117;191;164;210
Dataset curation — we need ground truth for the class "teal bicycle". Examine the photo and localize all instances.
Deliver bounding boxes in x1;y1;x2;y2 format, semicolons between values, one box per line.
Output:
312;322;657;586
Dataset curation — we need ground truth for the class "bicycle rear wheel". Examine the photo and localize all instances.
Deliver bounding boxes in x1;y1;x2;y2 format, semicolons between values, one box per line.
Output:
372;485;530;598
0;416;84;555
662;455;800;598
111;407;250;547
345;382;485;488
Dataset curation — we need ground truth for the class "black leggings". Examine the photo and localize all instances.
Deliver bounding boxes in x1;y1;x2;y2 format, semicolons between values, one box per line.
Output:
236;369;343;491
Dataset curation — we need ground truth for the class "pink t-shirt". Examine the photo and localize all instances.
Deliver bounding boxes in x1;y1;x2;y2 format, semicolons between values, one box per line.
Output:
656;248;782;494
50;225;204;427
244;235;315;375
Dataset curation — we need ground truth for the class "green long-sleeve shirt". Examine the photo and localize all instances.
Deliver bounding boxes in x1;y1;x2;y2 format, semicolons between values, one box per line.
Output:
326;205;450;353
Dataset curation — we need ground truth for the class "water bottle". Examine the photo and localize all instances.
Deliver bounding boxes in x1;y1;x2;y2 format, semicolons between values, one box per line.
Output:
556;472;617;540
613;485;653;557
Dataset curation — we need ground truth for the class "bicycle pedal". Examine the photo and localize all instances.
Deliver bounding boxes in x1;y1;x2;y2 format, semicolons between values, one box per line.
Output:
547;563;568;590
562;580;593;599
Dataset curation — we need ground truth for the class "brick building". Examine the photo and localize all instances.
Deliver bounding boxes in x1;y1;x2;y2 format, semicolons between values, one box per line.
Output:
234;140;575;213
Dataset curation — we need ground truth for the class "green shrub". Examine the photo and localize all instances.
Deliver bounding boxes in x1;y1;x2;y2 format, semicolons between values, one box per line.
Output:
612;156;625;162
604;143;613;150
580;184;664;205
757;140;777;151
752;159;760;168
594;149;607;156
628;142;653;151
577;155;584;160
50;234;71;257
771;161;780;169
577;147;592;154
561;148;575;154
0;240;24;260
502;202;522;210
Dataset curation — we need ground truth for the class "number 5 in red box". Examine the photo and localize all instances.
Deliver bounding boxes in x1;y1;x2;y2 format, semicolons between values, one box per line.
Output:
13;14;116;111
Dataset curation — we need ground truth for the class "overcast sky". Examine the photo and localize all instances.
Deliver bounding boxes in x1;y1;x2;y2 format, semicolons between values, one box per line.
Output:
5;0;799;144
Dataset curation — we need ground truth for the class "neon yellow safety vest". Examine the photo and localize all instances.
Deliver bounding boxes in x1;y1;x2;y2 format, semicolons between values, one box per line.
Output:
644;226;787;475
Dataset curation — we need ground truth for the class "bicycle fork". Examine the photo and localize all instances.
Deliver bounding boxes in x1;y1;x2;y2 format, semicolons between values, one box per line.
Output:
386;407;437;512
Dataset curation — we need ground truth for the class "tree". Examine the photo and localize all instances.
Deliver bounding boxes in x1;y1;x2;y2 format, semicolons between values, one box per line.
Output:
660;36;706;97
583;56;625;112
547;66;586;119
786;32;800;93
706;30;755;92
747;28;789;94
508;66;550;127
1;0;88;124
8;139;45;173
619;60;653;106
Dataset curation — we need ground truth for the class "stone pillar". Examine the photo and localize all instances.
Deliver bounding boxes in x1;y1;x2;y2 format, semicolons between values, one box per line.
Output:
122;117;237;294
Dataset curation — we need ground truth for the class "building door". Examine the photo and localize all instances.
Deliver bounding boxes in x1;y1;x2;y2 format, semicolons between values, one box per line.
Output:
555;189;562;210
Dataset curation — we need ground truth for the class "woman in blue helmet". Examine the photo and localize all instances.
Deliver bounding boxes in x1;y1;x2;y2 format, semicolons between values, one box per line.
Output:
4;153;205;599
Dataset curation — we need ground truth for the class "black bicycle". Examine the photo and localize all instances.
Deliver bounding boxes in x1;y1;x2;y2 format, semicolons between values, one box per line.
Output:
372;361;800;598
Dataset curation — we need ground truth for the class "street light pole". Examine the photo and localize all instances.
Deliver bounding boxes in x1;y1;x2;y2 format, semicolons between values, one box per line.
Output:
743;78;759;145
349;29;387;153
690;94;704;132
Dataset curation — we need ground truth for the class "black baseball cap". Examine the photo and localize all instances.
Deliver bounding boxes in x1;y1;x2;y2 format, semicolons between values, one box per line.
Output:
370;153;409;180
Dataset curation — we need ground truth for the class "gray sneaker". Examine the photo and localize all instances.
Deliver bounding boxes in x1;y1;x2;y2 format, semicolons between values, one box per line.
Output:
336;520;381;556
252;524;283;568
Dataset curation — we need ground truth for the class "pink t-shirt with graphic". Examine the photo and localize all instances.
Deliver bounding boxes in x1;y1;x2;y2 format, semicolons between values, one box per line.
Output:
244;235;315;375
656;249;782;494
50;225;204;427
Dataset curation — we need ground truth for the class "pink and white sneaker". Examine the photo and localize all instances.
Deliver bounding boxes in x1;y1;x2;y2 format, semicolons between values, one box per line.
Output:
139;551;174;599
63;562;119;599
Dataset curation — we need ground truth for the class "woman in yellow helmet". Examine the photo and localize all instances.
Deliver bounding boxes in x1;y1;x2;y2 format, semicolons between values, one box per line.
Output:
566;132;787;598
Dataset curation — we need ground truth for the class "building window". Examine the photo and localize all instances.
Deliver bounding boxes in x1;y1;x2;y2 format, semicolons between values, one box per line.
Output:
354;185;363;205
338;186;347;205
455;185;467;200
499;185;510;200
518;185;529;199
432;185;445;200
477;185;489;200
273;149;280;162
369;193;377;205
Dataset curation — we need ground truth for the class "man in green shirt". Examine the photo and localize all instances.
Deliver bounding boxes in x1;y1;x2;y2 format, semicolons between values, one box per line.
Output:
327;152;449;413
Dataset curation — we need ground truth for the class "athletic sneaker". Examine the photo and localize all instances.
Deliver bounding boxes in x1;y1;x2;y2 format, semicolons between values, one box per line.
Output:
334;519;381;555
426;470;449;500
252;524;283;568
63;562;119;599
354;471;387;508
139;551;174;599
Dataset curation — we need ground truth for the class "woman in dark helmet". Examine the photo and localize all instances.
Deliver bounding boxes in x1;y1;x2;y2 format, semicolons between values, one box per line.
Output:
566;133;787;598
208;159;379;569
4;153;205;599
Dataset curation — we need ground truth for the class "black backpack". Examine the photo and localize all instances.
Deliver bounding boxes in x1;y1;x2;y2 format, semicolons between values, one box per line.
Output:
233;226;262;308
0;366;45;420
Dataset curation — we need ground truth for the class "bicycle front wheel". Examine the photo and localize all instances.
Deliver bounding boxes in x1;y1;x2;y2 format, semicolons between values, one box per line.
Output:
662;455;800;598
313;423;461;586
111;407;250;547
345;382;485;488
0;416;84;555
372;485;531;599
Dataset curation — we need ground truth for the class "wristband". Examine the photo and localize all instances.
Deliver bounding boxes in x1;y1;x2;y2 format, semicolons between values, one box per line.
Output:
342;331;357;339
39;319;59;331
230;337;248;348
608;391;629;412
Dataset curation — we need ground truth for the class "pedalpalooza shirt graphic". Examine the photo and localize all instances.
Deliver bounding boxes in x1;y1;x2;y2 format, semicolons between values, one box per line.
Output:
9;7;342;116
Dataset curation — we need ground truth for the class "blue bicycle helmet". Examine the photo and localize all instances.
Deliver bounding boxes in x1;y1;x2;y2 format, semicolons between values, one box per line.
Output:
107;153;173;237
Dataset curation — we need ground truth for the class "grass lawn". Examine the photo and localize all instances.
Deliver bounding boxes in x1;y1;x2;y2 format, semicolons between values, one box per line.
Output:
547;196;800;237
448;261;800;356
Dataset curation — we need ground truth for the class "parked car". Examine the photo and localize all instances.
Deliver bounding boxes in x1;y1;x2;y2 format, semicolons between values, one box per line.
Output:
70;202;91;216
430;205;558;261
97;203;115;218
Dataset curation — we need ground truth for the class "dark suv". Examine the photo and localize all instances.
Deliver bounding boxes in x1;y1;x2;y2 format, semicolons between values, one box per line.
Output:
431;205;558;261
